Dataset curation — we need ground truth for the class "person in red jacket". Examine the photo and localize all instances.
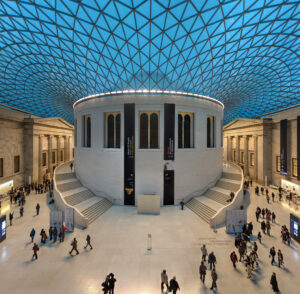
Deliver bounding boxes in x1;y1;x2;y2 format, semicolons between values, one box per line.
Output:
32;243;39;260
230;251;238;268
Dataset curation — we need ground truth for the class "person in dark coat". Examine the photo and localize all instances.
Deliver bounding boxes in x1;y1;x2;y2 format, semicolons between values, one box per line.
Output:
70;162;73;171
84;234;93;249
169;276;180;294
49;226;53;241
199;261;207;283
108;273;116;294
20;206;24;217
30;228;36;243
53;227;58;242
208;252;216;270
270;272;279;292
210;269;218;290
180;200;184;210
270;247;276;265
36;203;40;215
9;212;14;226
69;238;79;255
101;275;110;294
230;251;238;268
32;243;39;260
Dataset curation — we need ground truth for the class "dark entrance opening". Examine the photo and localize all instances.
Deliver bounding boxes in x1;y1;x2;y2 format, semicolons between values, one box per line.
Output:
164;170;174;205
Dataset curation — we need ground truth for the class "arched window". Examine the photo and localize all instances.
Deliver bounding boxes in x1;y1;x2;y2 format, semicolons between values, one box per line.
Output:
207;117;211;147
150;113;158;148
140;113;148;148
116;114;121;148
105;112;121;148
178;114;183;148
82;114;91;148
207;115;215;148
184;115;191;148
178;112;194;148
107;114;114;148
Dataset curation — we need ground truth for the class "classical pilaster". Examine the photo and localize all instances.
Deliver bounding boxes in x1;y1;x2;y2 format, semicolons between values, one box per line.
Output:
48;135;53;174
244;135;249;177
64;136;70;161
57;135;61;162
236;136;240;163
254;135;258;181
227;136;232;161
38;135;43;182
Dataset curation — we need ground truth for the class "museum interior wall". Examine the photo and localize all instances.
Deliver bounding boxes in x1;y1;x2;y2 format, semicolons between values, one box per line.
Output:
223;107;300;187
0;106;74;191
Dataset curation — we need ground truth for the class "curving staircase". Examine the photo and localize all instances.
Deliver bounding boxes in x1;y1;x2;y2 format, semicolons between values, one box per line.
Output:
55;162;112;224
186;163;242;224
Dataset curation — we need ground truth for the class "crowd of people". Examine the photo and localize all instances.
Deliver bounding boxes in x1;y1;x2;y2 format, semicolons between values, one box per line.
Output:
4;174;295;293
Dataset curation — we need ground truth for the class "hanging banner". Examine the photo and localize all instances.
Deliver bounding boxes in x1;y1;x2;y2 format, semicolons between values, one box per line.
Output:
0;215;6;243
226;210;247;233
124;103;135;205
297;116;300;180
65;207;74;232
164;103;175;160
280;119;288;174
50;211;63;232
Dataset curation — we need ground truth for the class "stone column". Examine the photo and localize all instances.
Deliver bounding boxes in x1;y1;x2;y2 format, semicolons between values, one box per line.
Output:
48;135;53;175
57;135;61;162
236;136;240;163
244;135;249;177
227;136;232;161
254;135;258;181
38;135;43;183
64;136;70;161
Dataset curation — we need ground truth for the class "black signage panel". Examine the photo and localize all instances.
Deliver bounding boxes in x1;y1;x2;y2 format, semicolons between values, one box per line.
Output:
124;103;135;205
164;170;174;205
297;116;300;180
0;215;7;243
164;104;175;160
280;119;288;174
290;213;300;243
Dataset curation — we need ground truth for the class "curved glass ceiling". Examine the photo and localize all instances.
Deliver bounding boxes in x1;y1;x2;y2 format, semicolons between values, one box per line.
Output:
0;0;299;123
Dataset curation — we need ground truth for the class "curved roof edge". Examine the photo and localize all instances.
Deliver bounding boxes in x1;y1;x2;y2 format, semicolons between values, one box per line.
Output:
73;90;224;110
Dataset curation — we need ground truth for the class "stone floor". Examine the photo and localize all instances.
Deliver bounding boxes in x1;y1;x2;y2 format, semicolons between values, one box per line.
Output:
0;185;299;294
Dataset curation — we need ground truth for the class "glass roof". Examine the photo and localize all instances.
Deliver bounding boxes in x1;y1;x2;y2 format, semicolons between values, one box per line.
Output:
0;0;299;123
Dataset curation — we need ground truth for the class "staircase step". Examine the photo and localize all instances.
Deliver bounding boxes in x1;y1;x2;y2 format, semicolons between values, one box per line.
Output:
222;172;241;181
81;199;113;224
186;199;216;223
57;180;82;192
216;179;240;191
56;173;76;181
204;189;230;205
65;189;94;206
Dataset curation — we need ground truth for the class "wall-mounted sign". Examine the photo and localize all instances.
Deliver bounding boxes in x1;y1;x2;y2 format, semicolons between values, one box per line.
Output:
290;214;300;243
164;104;175;160
0;215;7;243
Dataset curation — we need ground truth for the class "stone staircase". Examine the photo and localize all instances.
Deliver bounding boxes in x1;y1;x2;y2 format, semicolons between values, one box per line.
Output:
186;163;242;224
55;163;112;225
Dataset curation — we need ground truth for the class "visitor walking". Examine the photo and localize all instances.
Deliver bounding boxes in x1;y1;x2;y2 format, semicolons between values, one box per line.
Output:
30;228;36;243
49;226;53;241
272;212;276;223
84;234;93;249
230;251;238;268
62;224;66;242
201;244;208;261
9;212;14;226
257;232;262;244
36;203;40;215
180;200;184;210
32;243;39;260
277;250;283;268
108;273;116;294
70;162;73;171
20;205;24;217
199;261;207;283
270;272;280;293
210;269;218;290
69;238;79;255
208;252;216;270
169;276;180;294
161;269;169;292
101;275;110;294
266;221;271;236
270;247;276;265
53;227;58;242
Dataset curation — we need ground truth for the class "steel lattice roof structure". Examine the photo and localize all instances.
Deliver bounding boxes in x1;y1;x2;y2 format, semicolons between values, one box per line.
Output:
0;0;299;123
